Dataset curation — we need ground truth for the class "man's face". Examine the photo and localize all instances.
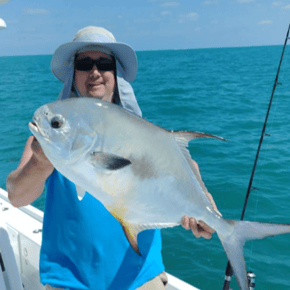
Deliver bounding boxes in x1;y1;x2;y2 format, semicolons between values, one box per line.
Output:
74;51;116;102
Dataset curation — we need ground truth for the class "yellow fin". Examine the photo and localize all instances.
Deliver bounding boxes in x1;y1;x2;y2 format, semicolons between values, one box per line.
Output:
107;205;141;255
121;223;141;256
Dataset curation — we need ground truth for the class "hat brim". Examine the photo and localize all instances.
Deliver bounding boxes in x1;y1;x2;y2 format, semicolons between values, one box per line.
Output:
51;41;137;83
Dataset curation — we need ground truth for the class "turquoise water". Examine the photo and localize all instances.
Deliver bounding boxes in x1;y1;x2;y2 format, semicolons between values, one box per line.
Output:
1;46;290;289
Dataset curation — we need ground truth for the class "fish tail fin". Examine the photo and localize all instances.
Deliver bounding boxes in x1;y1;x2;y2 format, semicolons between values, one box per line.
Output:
217;219;290;290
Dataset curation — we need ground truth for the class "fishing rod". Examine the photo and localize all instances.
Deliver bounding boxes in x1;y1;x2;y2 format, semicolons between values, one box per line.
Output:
222;23;290;290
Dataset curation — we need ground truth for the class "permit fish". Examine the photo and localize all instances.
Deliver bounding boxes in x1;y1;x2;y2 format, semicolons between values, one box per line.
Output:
29;97;290;290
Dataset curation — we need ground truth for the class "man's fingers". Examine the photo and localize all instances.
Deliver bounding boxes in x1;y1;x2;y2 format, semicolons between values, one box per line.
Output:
182;216;200;237
199;221;215;233
181;216;190;230
182;216;215;239
189;218;202;238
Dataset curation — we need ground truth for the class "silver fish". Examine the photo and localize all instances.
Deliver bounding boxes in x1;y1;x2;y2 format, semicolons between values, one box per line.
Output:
29;97;290;290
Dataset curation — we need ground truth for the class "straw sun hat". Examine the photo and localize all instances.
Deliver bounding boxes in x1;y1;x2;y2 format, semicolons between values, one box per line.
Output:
51;26;138;83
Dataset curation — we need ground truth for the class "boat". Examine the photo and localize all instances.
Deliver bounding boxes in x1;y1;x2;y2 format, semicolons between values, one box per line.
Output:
0;188;199;290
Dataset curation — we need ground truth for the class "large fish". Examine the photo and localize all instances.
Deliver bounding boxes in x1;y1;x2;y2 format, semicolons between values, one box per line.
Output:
29;97;290;290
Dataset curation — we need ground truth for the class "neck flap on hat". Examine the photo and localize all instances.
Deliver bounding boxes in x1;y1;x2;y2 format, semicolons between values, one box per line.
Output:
117;77;142;117
58;56;75;101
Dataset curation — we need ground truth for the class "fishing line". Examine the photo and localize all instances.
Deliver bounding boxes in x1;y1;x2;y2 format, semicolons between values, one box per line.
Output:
222;23;290;290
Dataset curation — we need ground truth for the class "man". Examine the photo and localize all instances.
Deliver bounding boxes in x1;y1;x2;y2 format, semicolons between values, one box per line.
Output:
7;26;218;290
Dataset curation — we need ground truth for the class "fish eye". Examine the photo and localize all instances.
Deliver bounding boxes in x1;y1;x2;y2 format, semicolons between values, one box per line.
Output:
50;116;63;129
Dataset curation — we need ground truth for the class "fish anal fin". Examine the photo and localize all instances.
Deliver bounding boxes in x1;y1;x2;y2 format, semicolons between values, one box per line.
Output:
121;222;179;255
122;223;141;256
107;204;142;255
90;152;131;170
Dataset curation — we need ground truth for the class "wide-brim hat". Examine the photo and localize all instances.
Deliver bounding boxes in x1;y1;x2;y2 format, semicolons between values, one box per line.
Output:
51;26;137;83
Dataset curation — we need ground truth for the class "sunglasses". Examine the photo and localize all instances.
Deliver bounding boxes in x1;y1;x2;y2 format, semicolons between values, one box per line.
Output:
75;56;116;72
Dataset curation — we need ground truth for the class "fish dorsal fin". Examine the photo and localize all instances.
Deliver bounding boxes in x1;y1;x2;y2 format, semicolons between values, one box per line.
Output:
170;130;227;147
90;152;131;170
170;130;226;165
170;130;227;193
75;185;86;201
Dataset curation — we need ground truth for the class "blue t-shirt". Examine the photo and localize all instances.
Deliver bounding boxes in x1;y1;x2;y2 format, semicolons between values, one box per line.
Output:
40;170;164;290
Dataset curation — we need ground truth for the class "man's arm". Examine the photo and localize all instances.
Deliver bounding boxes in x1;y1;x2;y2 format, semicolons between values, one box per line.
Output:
6;136;54;207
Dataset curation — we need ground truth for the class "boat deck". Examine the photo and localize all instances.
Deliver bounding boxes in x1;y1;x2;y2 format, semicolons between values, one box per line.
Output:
0;188;199;290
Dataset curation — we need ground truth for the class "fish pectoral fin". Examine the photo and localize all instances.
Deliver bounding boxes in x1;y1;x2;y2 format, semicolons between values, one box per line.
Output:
75;185;86;201
90;152;131;170
121;223;142;256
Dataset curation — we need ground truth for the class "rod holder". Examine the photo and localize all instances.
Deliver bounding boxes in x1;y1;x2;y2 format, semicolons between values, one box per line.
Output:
247;271;256;290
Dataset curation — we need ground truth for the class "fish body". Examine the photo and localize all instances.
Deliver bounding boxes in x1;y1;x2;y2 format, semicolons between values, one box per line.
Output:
29;98;290;290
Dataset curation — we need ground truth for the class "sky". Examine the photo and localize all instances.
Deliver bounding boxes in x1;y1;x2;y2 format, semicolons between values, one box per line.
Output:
0;0;289;56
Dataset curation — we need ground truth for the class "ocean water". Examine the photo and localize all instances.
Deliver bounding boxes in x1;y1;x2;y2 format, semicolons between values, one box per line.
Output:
1;45;290;290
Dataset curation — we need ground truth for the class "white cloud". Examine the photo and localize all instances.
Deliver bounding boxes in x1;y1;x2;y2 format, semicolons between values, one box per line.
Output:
179;12;199;23
237;0;255;2
133;14;161;23
258;20;273;25
161;11;171;16
272;2;290;9
202;0;219;5
161;2;180;7
24;8;50;15
187;12;198;19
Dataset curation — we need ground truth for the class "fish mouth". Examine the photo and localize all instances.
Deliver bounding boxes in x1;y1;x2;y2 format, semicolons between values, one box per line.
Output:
28;121;38;132
29;119;49;139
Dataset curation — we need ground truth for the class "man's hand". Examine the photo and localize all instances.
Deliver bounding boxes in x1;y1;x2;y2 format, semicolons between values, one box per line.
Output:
31;137;53;167
182;216;215;239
